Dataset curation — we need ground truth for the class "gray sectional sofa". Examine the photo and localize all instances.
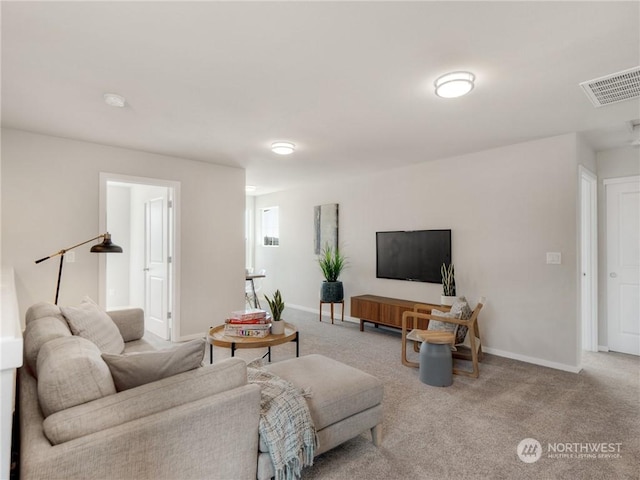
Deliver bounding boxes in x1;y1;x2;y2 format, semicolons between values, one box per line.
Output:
19;301;383;480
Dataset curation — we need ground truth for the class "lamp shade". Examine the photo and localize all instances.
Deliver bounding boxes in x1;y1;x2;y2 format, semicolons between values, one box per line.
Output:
90;233;123;253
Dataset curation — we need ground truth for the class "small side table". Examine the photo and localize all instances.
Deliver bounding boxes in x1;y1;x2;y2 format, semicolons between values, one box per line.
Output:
319;300;344;324
419;336;453;387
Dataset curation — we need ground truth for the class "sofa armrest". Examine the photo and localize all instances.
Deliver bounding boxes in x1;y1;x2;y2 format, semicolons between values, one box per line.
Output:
24;384;261;480
107;308;145;341
43;358;247;444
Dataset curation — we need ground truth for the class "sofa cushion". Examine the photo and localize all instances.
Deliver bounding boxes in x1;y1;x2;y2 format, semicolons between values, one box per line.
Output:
264;354;383;431
37;336;116;417
107;308;145;342
25;301;66;325
23;316;72;377
43;357;248;445
102;339;206;391
60;297;125;354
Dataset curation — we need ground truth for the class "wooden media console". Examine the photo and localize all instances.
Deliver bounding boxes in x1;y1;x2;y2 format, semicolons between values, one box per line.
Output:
350;294;440;331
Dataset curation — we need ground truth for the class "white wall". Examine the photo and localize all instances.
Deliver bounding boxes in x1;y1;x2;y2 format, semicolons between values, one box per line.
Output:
255;134;582;371
1;128;246;338
596;146;640;347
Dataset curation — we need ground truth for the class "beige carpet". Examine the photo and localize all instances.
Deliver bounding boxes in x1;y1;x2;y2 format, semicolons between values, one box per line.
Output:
201;307;639;480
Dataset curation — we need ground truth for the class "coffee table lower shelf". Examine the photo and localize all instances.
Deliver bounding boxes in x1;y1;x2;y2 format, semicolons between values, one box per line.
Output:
207;322;299;364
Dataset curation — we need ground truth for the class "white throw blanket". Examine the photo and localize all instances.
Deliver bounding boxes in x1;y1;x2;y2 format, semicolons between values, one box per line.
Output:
247;366;317;480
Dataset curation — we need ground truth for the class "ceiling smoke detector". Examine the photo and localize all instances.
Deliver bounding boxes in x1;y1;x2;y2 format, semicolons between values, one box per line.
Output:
103;93;126;108
579;66;640;108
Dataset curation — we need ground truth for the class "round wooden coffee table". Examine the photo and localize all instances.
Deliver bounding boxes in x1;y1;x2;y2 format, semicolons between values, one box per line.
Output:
207;322;299;363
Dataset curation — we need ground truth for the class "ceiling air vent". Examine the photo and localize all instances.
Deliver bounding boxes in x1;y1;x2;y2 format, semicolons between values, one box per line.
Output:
579;66;640;108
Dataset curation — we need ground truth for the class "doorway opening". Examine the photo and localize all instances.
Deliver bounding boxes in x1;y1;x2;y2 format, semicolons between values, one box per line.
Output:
99;173;180;341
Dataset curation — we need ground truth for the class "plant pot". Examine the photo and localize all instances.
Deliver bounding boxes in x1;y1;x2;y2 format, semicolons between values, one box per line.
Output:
440;295;458;306
321;281;344;302
270;321;285;335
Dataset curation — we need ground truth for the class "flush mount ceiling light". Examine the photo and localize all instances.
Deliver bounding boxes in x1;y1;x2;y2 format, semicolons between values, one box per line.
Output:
245;185;257;192
434;71;475;98
271;142;295;155
103;93;126;107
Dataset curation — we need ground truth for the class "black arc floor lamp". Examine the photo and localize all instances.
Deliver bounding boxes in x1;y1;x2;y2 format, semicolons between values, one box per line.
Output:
35;232;123;305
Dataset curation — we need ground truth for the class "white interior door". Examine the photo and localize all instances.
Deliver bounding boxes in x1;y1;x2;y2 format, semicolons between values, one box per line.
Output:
145;197;170;339
606;177;640;356
580;168;598;352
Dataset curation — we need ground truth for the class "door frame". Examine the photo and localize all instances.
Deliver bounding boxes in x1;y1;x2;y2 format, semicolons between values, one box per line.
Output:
99;172;181;342
579;166;598;352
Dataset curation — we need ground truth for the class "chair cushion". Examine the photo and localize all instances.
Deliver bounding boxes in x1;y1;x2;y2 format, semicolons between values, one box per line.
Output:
264;354;383;431
37;336;116;417
102;339;206;391
450;297;473;344
60;297;125;354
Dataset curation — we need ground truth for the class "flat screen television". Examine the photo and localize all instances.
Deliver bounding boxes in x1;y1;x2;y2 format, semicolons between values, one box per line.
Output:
376;229;451;283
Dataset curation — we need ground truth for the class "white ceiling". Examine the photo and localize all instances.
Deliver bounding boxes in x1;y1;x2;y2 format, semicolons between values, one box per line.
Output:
2;1;639;195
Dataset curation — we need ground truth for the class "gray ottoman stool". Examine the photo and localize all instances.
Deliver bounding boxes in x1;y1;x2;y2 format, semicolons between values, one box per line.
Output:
419;338;453;387
257;354;383;480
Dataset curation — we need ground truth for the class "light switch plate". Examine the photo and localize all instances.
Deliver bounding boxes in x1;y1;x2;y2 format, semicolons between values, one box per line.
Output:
66;251;76;263
546;252;561;264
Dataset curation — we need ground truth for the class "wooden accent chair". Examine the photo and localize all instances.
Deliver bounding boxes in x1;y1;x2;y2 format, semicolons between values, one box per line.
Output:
401;299;485;378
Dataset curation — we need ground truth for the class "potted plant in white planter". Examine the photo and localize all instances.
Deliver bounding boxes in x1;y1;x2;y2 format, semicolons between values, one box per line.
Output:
265;289;286;335
440;263;457;306
318;244;347;303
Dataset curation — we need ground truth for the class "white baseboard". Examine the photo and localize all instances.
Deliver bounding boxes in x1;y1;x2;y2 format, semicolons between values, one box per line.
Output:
482;346;582;374
598;345;610;352
289;304;583;373
189;304;583;374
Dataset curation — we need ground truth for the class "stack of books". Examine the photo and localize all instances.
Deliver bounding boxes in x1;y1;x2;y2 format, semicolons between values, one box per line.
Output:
224;309;271;338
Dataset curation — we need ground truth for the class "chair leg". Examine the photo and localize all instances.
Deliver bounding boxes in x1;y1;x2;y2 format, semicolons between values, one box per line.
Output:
453;336;480;378
371;424;382;447
401;330;419;368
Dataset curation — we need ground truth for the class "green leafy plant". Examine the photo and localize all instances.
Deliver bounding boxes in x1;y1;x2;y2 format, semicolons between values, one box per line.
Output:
264;289;285;322
318;244;347;282
441;263;456;296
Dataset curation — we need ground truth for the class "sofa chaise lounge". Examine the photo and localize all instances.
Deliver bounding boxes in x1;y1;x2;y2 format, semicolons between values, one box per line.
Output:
19;301;383;480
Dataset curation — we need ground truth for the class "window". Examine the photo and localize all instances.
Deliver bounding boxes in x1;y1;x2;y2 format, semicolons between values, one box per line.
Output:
261;207;279;246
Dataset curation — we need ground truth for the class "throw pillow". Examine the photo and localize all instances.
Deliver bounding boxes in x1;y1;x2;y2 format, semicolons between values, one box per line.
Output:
102;339;206;391
37;336;116;417
450;297;473;345
60;297;125;354
427;308;460;335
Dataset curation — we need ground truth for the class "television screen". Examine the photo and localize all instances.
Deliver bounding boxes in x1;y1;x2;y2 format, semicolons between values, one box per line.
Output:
376;230;451;283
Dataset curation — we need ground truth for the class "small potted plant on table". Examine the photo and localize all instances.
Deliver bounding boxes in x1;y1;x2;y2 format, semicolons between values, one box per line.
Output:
265;289;286;335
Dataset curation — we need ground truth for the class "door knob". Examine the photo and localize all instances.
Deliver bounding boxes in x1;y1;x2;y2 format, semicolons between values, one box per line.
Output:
609;272;617;278
143;267;150;272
